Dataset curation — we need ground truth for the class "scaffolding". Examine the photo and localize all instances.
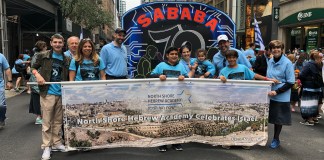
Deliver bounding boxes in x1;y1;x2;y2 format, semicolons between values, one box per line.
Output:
0;0;8;59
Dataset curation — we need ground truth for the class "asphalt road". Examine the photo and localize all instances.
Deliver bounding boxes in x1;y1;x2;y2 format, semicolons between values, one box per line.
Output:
0;93;323;160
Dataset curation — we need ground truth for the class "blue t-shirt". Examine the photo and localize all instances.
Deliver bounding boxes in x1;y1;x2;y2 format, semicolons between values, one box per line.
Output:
151;62;188;78
267;56;295;102
213;47;251;77
12;59;24;74
23;54;30;61
100;42;127;77
64;50;73;59
179;58;196;73
0;54;10;88
69;58;106;81
47;52;63;96
219;64;255;80
195;59;216;77
244;48;256;58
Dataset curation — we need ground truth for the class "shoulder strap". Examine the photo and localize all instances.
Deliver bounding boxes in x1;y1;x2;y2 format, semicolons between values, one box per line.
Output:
75;61;79;72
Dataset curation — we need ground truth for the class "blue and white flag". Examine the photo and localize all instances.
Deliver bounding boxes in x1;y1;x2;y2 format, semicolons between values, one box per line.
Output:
254;15;265;50
80;27;83;40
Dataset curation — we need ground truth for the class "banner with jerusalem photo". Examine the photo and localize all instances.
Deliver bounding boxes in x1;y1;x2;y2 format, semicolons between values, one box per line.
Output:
61;79;271;151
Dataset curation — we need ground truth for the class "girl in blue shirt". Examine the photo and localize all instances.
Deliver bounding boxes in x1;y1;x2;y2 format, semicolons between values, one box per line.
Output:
179;45;196;73
69;39;106;81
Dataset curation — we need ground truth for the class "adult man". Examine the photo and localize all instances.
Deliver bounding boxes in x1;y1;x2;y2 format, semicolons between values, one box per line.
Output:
100;28;128;79
213;35;251;77
253;47;272;76
64;36;79;59
0;54;13;129
31;34;70;160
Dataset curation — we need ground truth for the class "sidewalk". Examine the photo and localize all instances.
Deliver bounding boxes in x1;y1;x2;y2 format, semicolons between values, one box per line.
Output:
5;87;27;99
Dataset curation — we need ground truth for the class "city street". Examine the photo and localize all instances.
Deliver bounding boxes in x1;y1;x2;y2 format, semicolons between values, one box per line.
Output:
0;93;323;160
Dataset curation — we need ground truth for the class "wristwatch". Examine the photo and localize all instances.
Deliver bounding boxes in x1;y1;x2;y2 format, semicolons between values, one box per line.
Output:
7;80;12;83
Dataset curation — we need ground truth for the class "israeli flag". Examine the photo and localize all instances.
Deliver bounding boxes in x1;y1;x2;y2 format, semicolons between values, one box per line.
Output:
254;15;265;50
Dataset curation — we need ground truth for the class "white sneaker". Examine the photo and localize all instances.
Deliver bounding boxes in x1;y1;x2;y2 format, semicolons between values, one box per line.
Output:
41;147;51;160
52;144;66;152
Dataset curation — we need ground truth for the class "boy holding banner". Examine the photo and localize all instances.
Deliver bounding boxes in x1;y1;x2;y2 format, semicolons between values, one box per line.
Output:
219;50;278;83
150;46;192;152
31;34;70;160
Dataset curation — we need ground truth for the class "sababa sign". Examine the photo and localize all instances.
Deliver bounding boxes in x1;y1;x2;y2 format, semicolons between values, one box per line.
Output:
122;2;235;78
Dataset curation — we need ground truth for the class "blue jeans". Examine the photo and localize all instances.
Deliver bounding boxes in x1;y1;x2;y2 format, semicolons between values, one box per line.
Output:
0;87;7;122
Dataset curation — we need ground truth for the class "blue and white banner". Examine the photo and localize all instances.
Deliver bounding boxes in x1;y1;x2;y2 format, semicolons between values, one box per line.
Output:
62;79;271;150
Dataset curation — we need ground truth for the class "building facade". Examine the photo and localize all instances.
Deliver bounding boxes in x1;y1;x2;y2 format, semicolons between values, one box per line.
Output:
278;0;324;52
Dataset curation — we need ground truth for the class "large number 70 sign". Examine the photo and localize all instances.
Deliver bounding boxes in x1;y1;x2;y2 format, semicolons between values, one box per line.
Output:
148;25;205;58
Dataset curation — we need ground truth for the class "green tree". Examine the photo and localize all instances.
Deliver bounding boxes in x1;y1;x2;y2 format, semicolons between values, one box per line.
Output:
60;0;113;30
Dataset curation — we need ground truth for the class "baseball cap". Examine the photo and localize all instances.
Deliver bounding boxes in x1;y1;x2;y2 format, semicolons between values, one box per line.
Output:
115;28;126;34
217;35;229;43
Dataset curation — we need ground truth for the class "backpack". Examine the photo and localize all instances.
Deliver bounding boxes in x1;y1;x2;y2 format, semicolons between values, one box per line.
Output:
15;64;27;73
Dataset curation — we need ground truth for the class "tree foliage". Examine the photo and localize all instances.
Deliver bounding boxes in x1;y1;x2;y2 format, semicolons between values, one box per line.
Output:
60;0;113;30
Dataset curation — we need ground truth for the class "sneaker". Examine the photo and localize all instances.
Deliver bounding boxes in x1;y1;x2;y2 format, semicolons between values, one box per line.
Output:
14;88;19;92
172;144;183;151
269;139;280;149
158;145;167;152
35;118;42;125
317;115;322;119
41;147;51;160
52;143;66;152
0;121;5;129
313;118;319;124
300;120;314;126
27;90;31;94
221;145;231;149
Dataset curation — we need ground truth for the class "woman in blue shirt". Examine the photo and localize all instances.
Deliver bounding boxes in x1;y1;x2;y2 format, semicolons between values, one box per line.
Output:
69;39;106;81
266;40;295;149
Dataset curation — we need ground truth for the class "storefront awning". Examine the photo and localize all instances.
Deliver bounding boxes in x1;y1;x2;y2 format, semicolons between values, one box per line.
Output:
279;8;324;27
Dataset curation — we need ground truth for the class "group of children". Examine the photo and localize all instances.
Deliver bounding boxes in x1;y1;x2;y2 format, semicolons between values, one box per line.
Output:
149;45;278;152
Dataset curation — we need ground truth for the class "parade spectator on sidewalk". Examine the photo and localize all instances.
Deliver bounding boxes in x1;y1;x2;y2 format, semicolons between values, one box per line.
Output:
100;28;128;79
29;40;47;125
299;50;323;125
150;46;191;152
12;54;30;92
213;35;251;77
0;53;13;129
31;34;70;160
64;36;79;59
69;38;106;81
266;40;295;149
290;70;301;112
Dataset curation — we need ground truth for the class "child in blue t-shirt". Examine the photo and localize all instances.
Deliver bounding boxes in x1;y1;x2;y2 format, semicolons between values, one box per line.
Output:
150;47;191;80
150;46;190;152
192;49;215;78
219;50;278;83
